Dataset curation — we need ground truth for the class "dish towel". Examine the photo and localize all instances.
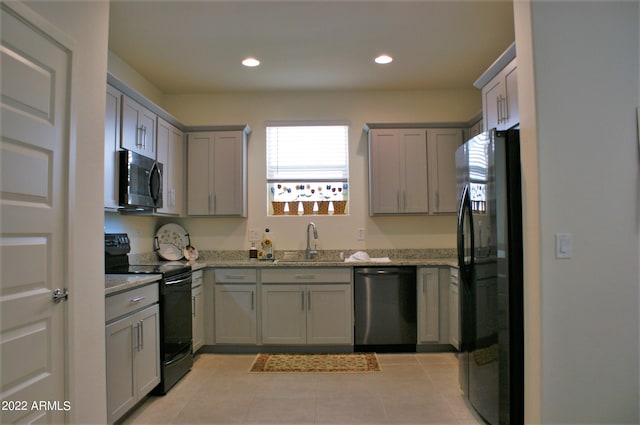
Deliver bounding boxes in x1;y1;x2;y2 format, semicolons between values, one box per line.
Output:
344;251;391;263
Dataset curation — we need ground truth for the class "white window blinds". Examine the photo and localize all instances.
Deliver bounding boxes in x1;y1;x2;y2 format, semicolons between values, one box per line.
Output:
266;125;349;181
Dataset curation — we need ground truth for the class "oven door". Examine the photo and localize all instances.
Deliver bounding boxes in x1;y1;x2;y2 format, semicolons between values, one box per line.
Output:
162;272;192;363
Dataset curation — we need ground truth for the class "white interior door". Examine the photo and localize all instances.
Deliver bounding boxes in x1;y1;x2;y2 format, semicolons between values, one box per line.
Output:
0;4;71;423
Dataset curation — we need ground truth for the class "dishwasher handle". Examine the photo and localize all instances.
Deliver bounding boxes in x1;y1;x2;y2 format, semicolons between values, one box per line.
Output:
355;268;415;276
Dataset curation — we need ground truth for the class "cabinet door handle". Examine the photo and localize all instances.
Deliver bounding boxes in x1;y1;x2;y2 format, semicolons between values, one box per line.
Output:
496;96;502;124
504;93;510;122
308;292;311;311
192;296;196;317
139;319;144;351
134;322;140;351
251;290;254;310
295;275;315;280
301;291;305;310
129;296;145;304
136;125;144;148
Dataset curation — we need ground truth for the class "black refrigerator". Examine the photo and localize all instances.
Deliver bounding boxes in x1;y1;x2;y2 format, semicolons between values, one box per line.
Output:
455;129;524;425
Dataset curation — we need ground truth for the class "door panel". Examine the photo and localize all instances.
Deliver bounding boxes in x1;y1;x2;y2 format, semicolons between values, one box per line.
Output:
402;131;429;213
307;285;352;344
212;132;243;215
369;131;401;213
261;285;306;344
1;4;69;423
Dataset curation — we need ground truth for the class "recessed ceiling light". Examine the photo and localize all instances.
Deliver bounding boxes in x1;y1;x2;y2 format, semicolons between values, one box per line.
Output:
374;55;393;65
242;57;260;67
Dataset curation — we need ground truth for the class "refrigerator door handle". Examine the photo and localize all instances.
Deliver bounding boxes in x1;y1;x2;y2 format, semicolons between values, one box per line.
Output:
457;184;474;280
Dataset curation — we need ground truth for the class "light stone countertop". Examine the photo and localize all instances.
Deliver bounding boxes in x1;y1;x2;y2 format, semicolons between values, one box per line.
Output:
106;249;459;296
199;258;458;268
105;274;162;296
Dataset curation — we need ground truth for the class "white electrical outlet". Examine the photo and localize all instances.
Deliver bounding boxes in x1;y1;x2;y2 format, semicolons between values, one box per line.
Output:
249;229;259;242
356;228;365;241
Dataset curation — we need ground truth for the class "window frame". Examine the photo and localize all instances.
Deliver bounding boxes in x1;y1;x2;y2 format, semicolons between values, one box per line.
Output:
265;121;350;216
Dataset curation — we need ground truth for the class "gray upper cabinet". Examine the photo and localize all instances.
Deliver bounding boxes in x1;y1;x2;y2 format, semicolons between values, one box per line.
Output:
121;95;157;159
367;126;462;215
187;129;248;217
475;43;518;131
156;118;185;216
368;128;429;214
427;128;463;214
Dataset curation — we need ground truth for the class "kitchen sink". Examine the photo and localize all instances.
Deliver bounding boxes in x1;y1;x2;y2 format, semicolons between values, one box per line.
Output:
273;259;343;264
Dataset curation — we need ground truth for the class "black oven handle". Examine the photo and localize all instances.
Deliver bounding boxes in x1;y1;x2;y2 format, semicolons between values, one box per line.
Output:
165;274;191;286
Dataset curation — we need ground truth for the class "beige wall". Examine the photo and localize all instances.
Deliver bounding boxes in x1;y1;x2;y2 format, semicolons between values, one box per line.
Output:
108;53;482;253
515;1;639;423
108;51;164;105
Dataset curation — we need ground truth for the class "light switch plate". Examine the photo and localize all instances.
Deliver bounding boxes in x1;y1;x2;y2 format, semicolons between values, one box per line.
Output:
555;232;572;259
356;228;365;241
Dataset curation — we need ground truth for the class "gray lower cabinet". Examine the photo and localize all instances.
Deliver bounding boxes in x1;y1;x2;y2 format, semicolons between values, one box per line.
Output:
261;268;353;345
105;283;160;424
417;266;456;348
191;270;205;352
214;269;257;344
417;267;439;343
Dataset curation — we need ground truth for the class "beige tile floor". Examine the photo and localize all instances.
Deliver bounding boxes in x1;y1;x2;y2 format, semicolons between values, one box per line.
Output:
121;352;484;425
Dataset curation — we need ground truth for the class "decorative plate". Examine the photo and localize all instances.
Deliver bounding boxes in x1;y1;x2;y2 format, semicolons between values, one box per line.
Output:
155;223;190;261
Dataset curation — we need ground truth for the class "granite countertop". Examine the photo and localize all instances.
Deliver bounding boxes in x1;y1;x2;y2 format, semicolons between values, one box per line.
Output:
201;257;458;268
106;249;459;296
105;274;162;296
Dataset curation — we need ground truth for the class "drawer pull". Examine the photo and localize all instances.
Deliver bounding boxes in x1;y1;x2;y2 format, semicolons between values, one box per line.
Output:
295;275;316;280
129;296;146;303
225;275;246;280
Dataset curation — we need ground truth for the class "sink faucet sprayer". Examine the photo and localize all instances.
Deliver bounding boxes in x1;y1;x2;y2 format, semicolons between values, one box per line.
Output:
306;222;318;259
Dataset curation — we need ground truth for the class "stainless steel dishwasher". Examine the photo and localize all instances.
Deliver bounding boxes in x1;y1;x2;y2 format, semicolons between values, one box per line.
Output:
354;267;417;352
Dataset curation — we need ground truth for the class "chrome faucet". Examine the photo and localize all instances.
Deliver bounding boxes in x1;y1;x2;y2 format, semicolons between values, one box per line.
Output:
305;221;318;259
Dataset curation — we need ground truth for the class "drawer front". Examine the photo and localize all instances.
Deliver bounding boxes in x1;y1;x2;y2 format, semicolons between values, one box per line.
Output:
214;268;257;283
262;268;351;283
192;269;204;288
105;283;159;322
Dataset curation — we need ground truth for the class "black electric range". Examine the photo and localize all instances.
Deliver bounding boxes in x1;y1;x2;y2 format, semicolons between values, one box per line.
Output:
105;233;193;394
105;233;191;277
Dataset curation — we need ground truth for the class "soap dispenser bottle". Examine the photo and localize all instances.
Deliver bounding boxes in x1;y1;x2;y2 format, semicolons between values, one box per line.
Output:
262;228;273;260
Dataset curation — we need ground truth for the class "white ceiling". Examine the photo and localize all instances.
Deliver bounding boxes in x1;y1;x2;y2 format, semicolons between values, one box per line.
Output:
108;1;515;94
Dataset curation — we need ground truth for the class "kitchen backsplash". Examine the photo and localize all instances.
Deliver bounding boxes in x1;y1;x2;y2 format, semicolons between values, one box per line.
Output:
129;248;456;264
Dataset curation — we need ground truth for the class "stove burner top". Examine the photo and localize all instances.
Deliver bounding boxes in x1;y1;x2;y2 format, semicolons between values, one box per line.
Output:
105;233;191;278
106;263;191;278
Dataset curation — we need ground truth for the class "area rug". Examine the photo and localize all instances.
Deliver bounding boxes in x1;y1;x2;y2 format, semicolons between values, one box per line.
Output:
249;353;381;373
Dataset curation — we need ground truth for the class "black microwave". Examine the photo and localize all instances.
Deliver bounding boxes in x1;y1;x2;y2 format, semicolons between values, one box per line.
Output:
118;149;163;210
